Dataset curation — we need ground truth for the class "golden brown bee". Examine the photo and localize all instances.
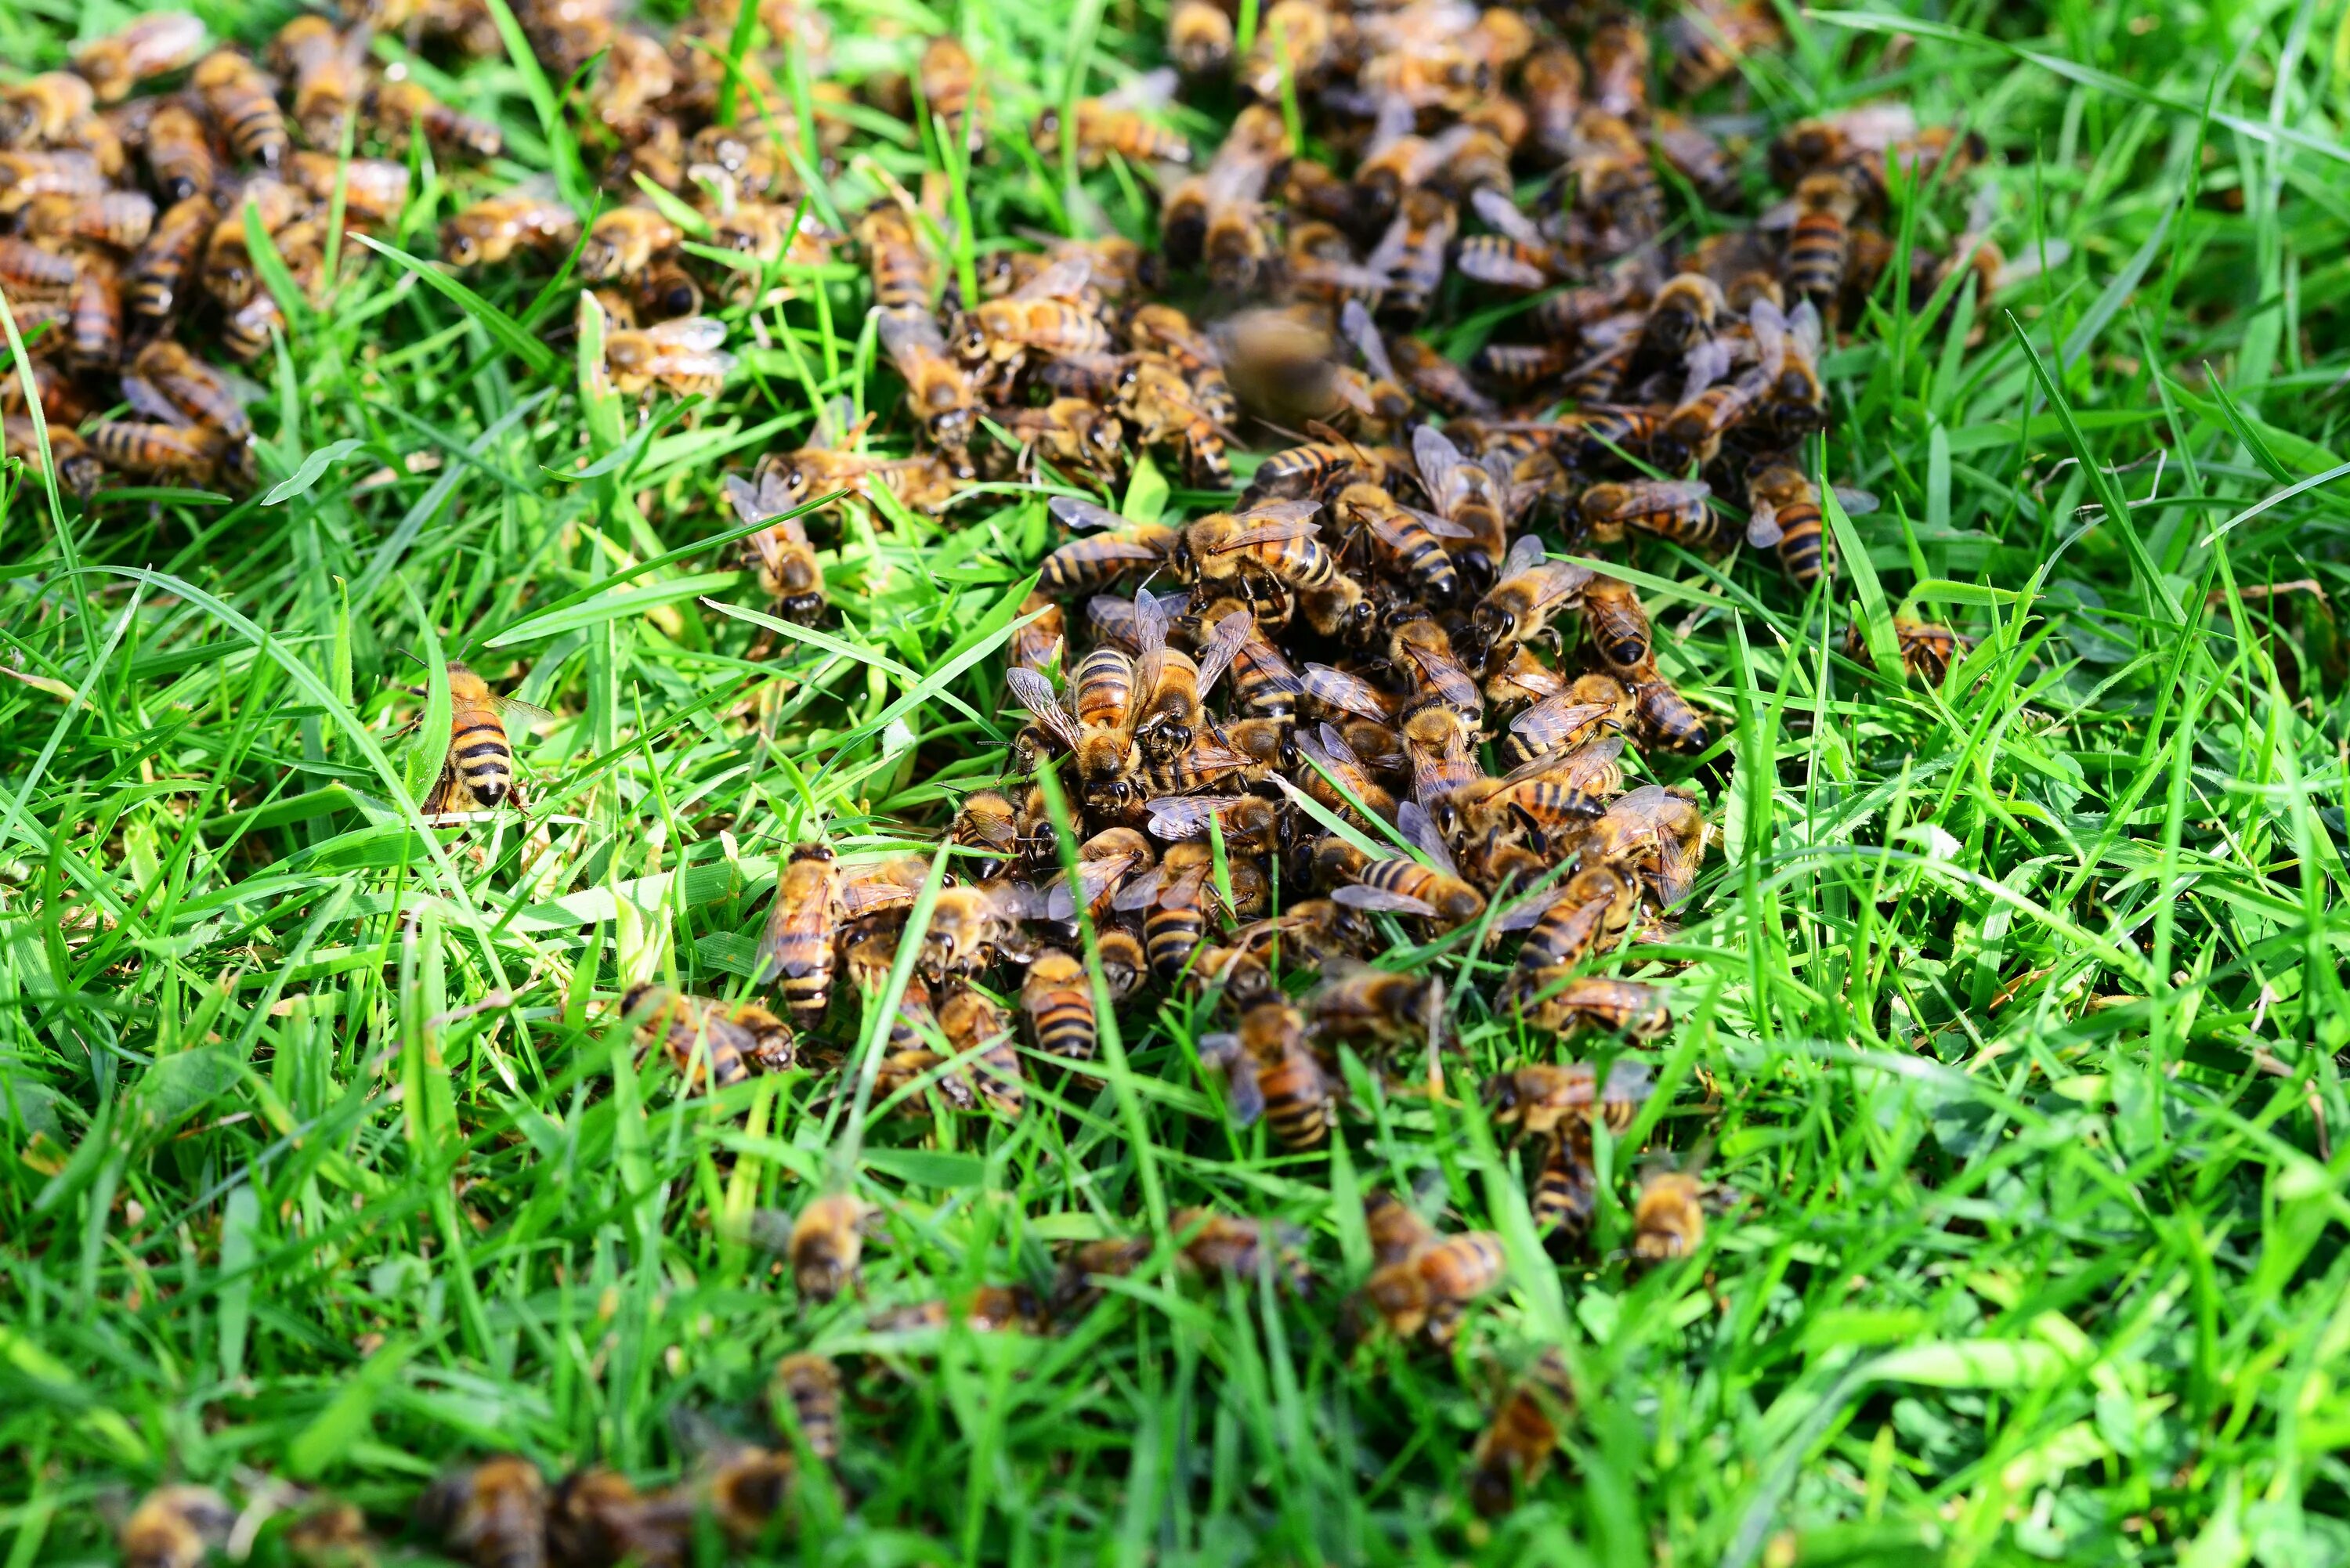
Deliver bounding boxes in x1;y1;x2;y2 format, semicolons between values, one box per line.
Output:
752;411;964;518
287;153;409;226
697;1441;799;1546
757;844;841;1029
790;1191;869;1302
1037;494;1177;596
1293;721;1399;826
1652;342;1770;471
1630;672;1710;753
920;881;1043;982
1764;103;1919;192
443;185;580;268
120;1486;235;1568
279;1499;375;1568
916;34;984;150
63;250;122;373
415;660;550;816
1364;187;1455;323
1021;948;1097;1064
1632;1169;1708;1260
544;1468;689;1568
601;312;734;398
1847;616;1969;685
580;206;680;283
1238;0;1348;99
1144;792;1282;856
136;102;215;201
73;13;208;103
869;1284;1048;1335
1584;783;1708;905
938;982;1024;1116
1172;1208;1312;1293
1744;458;1831;590
417;1456;548;1568
5;417;107;498
1;71;99;149
1168;0;1236;78
270;18;366;146
126;192;212;323
876;305;978;460
371;77;504;161
1389;331;1497;419
1307;959;1441;1052
1165;105;1285;278
725;471;824;624
1007;651;1148;812
1112;840;1218;985
1667;0;1784;96
24;187;154;249
1579;574;1654;672
0;235;76;295
191;50;289;171
1651;110;1741;209
1462;534;1595;668
622;983;794;1089
1506;862;1641;975
994;397;1124;484
770;1353;842;1461
1578;479;1719;551
1200;999;1331;1147
1469;1379;1564;1516
1782;171;1859;322
0;150;107;214
85;417;226;483
1359;1230;1505;1340
1363;1189;1438;1267
1034;69;1190;168
1117;354;1235;487
1484;1057;1655;1143
1457;186;1574;291
123;339;251;442
870;1045;981;1114
958;257;1112;378
1177;497;1340;592
1437;736;1625;852
854;200;935;314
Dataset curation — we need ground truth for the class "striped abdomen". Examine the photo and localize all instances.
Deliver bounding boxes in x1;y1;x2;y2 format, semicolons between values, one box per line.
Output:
1784;212;1848;313
1773;498;1828;588
1531;1136;1596;1236
449;705;513;807
1145;905;1206;985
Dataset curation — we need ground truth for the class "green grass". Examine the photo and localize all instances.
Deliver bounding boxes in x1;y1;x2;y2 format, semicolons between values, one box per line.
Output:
5;0;2350;1561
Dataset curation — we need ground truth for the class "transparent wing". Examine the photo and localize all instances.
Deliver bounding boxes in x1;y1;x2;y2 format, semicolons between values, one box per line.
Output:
490;694;557;729
1101;66;1179;112
1831;486;1878;516
1340;298;1398;385
1744;499;1782;548
1133;588;1170;656
1007;667;1083;751
1412;425;1465;504
1013;255;1094;302
1234;497;1321;527
1470;185;1546;248
118;374;193;428
1222;1054;1266;1127
1401;643;1480;711
875;305;945;367
1388;504;1473;542
1110;865;1166;913
1331;883;1436;916
1049;494;1129;531
1748;296;1787;379
1494;885;1568;931
1146;795;1237;840
1510;695;1609;740
1495;732;1623;789
1303;664;1395;722
1455;244;1548;290
1193;610;1253;699
1397;800;1459;876
1213;516;1323;550
647;315;728;350
1499;532;1550;581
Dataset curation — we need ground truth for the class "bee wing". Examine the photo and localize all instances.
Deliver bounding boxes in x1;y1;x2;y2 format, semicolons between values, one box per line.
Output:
1363;208;1415;279
840;858;927;918
1013;255;1093;302
1840;104;1920;149
1340;298;1398;386
1044;859;1119;921
758;879;836;980
490;694;557;730
1412;424;1466;504
1303;664;1394;722
1233;497;1321;528
1101;65;1179;112
1454;244;1549;291
648;316;728;350
725;473;767;526
1678;338;1731;405
1468;185;1544;248
1193;610;1253;700
1314;720;1364;768
1047;494;1124;533
1392;504;1475;541
1499;531;1550;581
1007;667;1084;752
1498;732;1623;788
1650;479;1715;506
875;305;946;368
1653;824;1697;906
1109;865;1167;913
1990;240;2070;293
1494;884;1569;930
1160;861;1211;910
1509;695;1603;741
1085;594;1141;650
1748;295;1787;378
1221;1053;1266;1127
988;881;1056;923
1833;487;1879;517
1744;499;1782;548
1179;739;1256;773
1397;800;1461;876
1146;795;1232;840
1215;515;1324;549
1133;587;1170;656
1365;90;1418;157
1197;1029;1243;1068
1784;298;1824;362
118;373;193;428
1403;644;1480;711
1331;883;1437;917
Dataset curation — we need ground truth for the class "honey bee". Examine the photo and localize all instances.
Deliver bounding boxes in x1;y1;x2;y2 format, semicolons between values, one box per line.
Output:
1765;105;1920;191
1307;959;1441;1052
1652;341;1770;471
1484;1057;1655;1143
442;184;580;268
1781;172;1859;322
580;205;682;281
1744;460;1830;590
1583;783;1708;906
1632;1168;1709;1260
122;339;252;442
136;103;215;202
287;153;409;227
877;305;978;461
1167;0;1235;77
870;1044;981;1114
279;1499;375;1568
1504;862;1641;975
85;418;228;483
869;1284;1048;1335
601;311;734;398
1651;111;1741;209
1216;615;1307;716
64;251;122;373
1631;672;1710;753
1238;0;1349;100
1457;186;1572;291
544;1468;689;1568
1094;926;1149;1001
126;193;212;323
854;199;935;313
1145;792;1282;854
1567;110;1663;243
1049;1234;1152;1317
417;1457;548;1568
770;1353;842;1461
937;981;1024;1115
4;417;107;498
790;1191;869;1302
73;13;208;103
994;398;1124;484
1365;187;1455;323
120;1486;235;1568
920;881;1043;982
1;71;100;150
371;77;503;161
1846;616;1969;685
1469;1377;1565;1516
1578;574;1653;672
0;149;106;213
1465;533;1596;667
1231;898;1375;972
1358;1229;1505;1341
192;51;289;171
1172;1208;1312;1294
1007;651;1149;813
1199;999;1331;1147
1437;735;1625;852
270;18;367;147
757;844;841;1028
1292;721;1398;825
1020;947;1097;1064
1035;68;1190;168
1242;428;1401;507
959;257;1112;379
412;660;549;817
752;406;964;518
1110;840;1218;985
1388;331;1497;419
916;34;984;150
725;471;825;624
0;235;77;295
1038;494;1177;596
1118;354;1235;487
696;1440;800;1546
1667;0;1783;96
1577;479;1719;551
1177;497;1339;594
622;983;794;1090
1363;1189;1439;1267
24;188;154;249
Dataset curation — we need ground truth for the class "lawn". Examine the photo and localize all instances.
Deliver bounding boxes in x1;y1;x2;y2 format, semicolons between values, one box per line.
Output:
3;0;2349;1563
